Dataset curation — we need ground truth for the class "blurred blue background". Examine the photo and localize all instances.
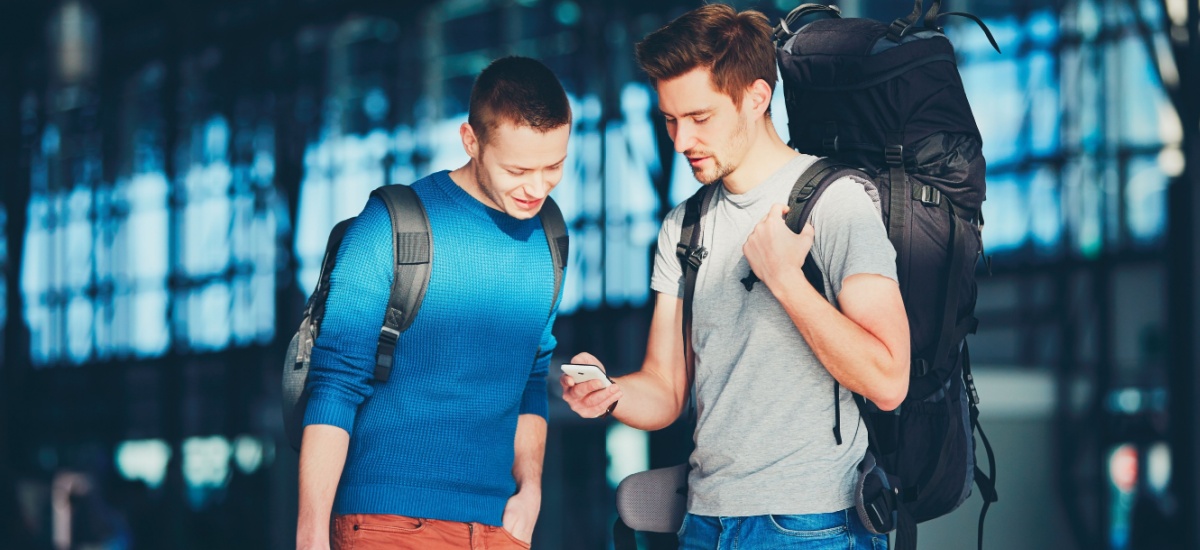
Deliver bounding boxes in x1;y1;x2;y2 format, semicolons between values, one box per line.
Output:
0;0;1198;548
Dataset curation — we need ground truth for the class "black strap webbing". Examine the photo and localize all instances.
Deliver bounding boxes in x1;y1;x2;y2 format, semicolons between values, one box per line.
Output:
967;340;999;550
885;132;910;299
780;158;872;445
895;501;918;550
370;185;432;382
887;0;924;42
833;381;843;445
678;185;716;408
938;12;1001;53
929;202;968;385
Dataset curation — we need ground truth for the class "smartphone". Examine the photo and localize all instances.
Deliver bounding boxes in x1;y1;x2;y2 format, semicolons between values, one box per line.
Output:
560;363;612;388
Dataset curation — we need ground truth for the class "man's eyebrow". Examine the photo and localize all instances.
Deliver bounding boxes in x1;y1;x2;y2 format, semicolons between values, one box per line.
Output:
502;154;568;171
661;107;714;118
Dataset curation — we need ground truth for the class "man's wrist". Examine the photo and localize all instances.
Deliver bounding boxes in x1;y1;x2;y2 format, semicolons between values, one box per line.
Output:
513;485;543;503
599;399;618;418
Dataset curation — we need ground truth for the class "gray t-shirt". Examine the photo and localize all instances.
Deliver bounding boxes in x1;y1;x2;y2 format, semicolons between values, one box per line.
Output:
650;154;898;516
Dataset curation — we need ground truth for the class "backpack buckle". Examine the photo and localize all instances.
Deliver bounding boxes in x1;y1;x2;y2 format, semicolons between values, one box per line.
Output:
822;136;839;154
913;184;942;206
677;244;708;268
687;246;708;270
912;358;930;377
885;144;903;167
965;372;981;405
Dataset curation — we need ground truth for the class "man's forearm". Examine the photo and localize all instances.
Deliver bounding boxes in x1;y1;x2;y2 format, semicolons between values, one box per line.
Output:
297;424;350;549
512;414;547;494
774;272;909;409
610;369;688;431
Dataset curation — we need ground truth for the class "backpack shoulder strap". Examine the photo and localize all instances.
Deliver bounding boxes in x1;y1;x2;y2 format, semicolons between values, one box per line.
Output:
677;184;717;394
368;184;433;383
782;157;873;445
783;157;870;295
538;196;569;313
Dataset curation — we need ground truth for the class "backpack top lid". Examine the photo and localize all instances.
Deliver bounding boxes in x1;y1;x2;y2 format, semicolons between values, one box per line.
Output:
777;16;988;215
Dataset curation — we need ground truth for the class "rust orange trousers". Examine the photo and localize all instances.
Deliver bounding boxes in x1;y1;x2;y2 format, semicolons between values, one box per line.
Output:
332;514;531;550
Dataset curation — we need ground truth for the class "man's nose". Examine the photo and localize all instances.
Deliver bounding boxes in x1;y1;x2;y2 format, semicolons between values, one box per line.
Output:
673;122;696;154
525;172;549;199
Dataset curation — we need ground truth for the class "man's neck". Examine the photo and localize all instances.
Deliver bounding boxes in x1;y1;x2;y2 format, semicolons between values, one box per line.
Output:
720;122;799;195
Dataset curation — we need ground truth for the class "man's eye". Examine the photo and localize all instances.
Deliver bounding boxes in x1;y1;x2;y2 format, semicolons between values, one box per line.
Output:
695;117;710;124
508;169;526;176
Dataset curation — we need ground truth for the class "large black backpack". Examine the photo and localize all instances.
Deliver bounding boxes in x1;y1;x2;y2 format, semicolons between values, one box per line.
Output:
671;2;1000;549
776;2;998;549
281;184;569;451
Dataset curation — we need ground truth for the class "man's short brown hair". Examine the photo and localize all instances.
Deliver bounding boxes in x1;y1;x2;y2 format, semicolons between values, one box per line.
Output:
468;56;571;144
635;4;776;109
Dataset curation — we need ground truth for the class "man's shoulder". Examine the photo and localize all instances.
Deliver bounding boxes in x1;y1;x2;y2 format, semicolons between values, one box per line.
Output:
812;174;882;223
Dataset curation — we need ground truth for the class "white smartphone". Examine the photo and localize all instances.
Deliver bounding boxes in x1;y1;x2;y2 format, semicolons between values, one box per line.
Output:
560;363;612;388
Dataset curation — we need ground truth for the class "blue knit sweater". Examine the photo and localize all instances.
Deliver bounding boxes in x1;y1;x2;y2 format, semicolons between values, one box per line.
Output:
303;170;560;526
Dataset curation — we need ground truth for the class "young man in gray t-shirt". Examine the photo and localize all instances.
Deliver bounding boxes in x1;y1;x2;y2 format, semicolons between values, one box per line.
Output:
561;5;910;549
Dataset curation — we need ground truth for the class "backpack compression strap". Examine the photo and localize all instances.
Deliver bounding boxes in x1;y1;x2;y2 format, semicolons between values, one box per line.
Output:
370;184;433;383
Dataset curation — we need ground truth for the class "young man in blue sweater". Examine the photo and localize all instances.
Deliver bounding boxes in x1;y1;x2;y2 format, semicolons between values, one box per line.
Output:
297;56;570;550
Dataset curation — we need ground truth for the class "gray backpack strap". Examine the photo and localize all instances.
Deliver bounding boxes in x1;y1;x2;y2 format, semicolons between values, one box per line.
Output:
368;184;433;383
538;196;569;313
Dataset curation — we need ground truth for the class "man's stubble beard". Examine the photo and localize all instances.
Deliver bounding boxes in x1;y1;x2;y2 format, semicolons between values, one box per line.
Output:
690;114;750;186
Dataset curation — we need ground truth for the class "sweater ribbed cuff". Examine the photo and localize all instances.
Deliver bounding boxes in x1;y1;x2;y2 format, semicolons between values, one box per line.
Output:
518;378;549;420
303;393;359;436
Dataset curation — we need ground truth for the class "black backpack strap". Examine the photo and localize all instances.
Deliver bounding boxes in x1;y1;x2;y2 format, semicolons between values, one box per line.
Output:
678;184;716;409
538;196;569;317
931;10;1001;53
779;158;872;446
923;201;969;383
369;184;433;383
887;0;924;42
894;502;918;550
962;342;999;550
774;2;842;42
782;158;868;291
884;132;910;298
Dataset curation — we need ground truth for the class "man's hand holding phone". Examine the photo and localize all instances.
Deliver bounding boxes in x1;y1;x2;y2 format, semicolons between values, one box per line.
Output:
560;352;622;419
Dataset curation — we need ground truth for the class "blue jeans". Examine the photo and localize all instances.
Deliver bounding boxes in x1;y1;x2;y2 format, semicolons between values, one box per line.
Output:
677;509;887;550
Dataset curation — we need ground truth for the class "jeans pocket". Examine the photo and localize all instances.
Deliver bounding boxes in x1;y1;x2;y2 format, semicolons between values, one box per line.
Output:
676;513;690;538
767;513;849;539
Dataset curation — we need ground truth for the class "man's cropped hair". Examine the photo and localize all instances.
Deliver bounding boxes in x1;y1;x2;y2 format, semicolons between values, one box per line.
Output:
468;56;571;143
635;4;776;110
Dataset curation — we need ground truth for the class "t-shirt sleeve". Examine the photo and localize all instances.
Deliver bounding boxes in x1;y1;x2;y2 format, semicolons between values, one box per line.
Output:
809;177;898;301
649;201;690;298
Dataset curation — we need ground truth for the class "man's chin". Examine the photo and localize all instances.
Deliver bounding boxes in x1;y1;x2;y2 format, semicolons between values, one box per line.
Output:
691;168;719;185
504;206;541;220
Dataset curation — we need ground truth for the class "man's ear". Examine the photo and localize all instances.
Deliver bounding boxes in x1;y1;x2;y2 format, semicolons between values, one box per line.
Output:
746;78;773;117
460;122;481;159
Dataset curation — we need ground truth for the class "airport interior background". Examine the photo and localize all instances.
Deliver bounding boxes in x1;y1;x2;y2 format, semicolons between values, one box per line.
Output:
1;0;1199;548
